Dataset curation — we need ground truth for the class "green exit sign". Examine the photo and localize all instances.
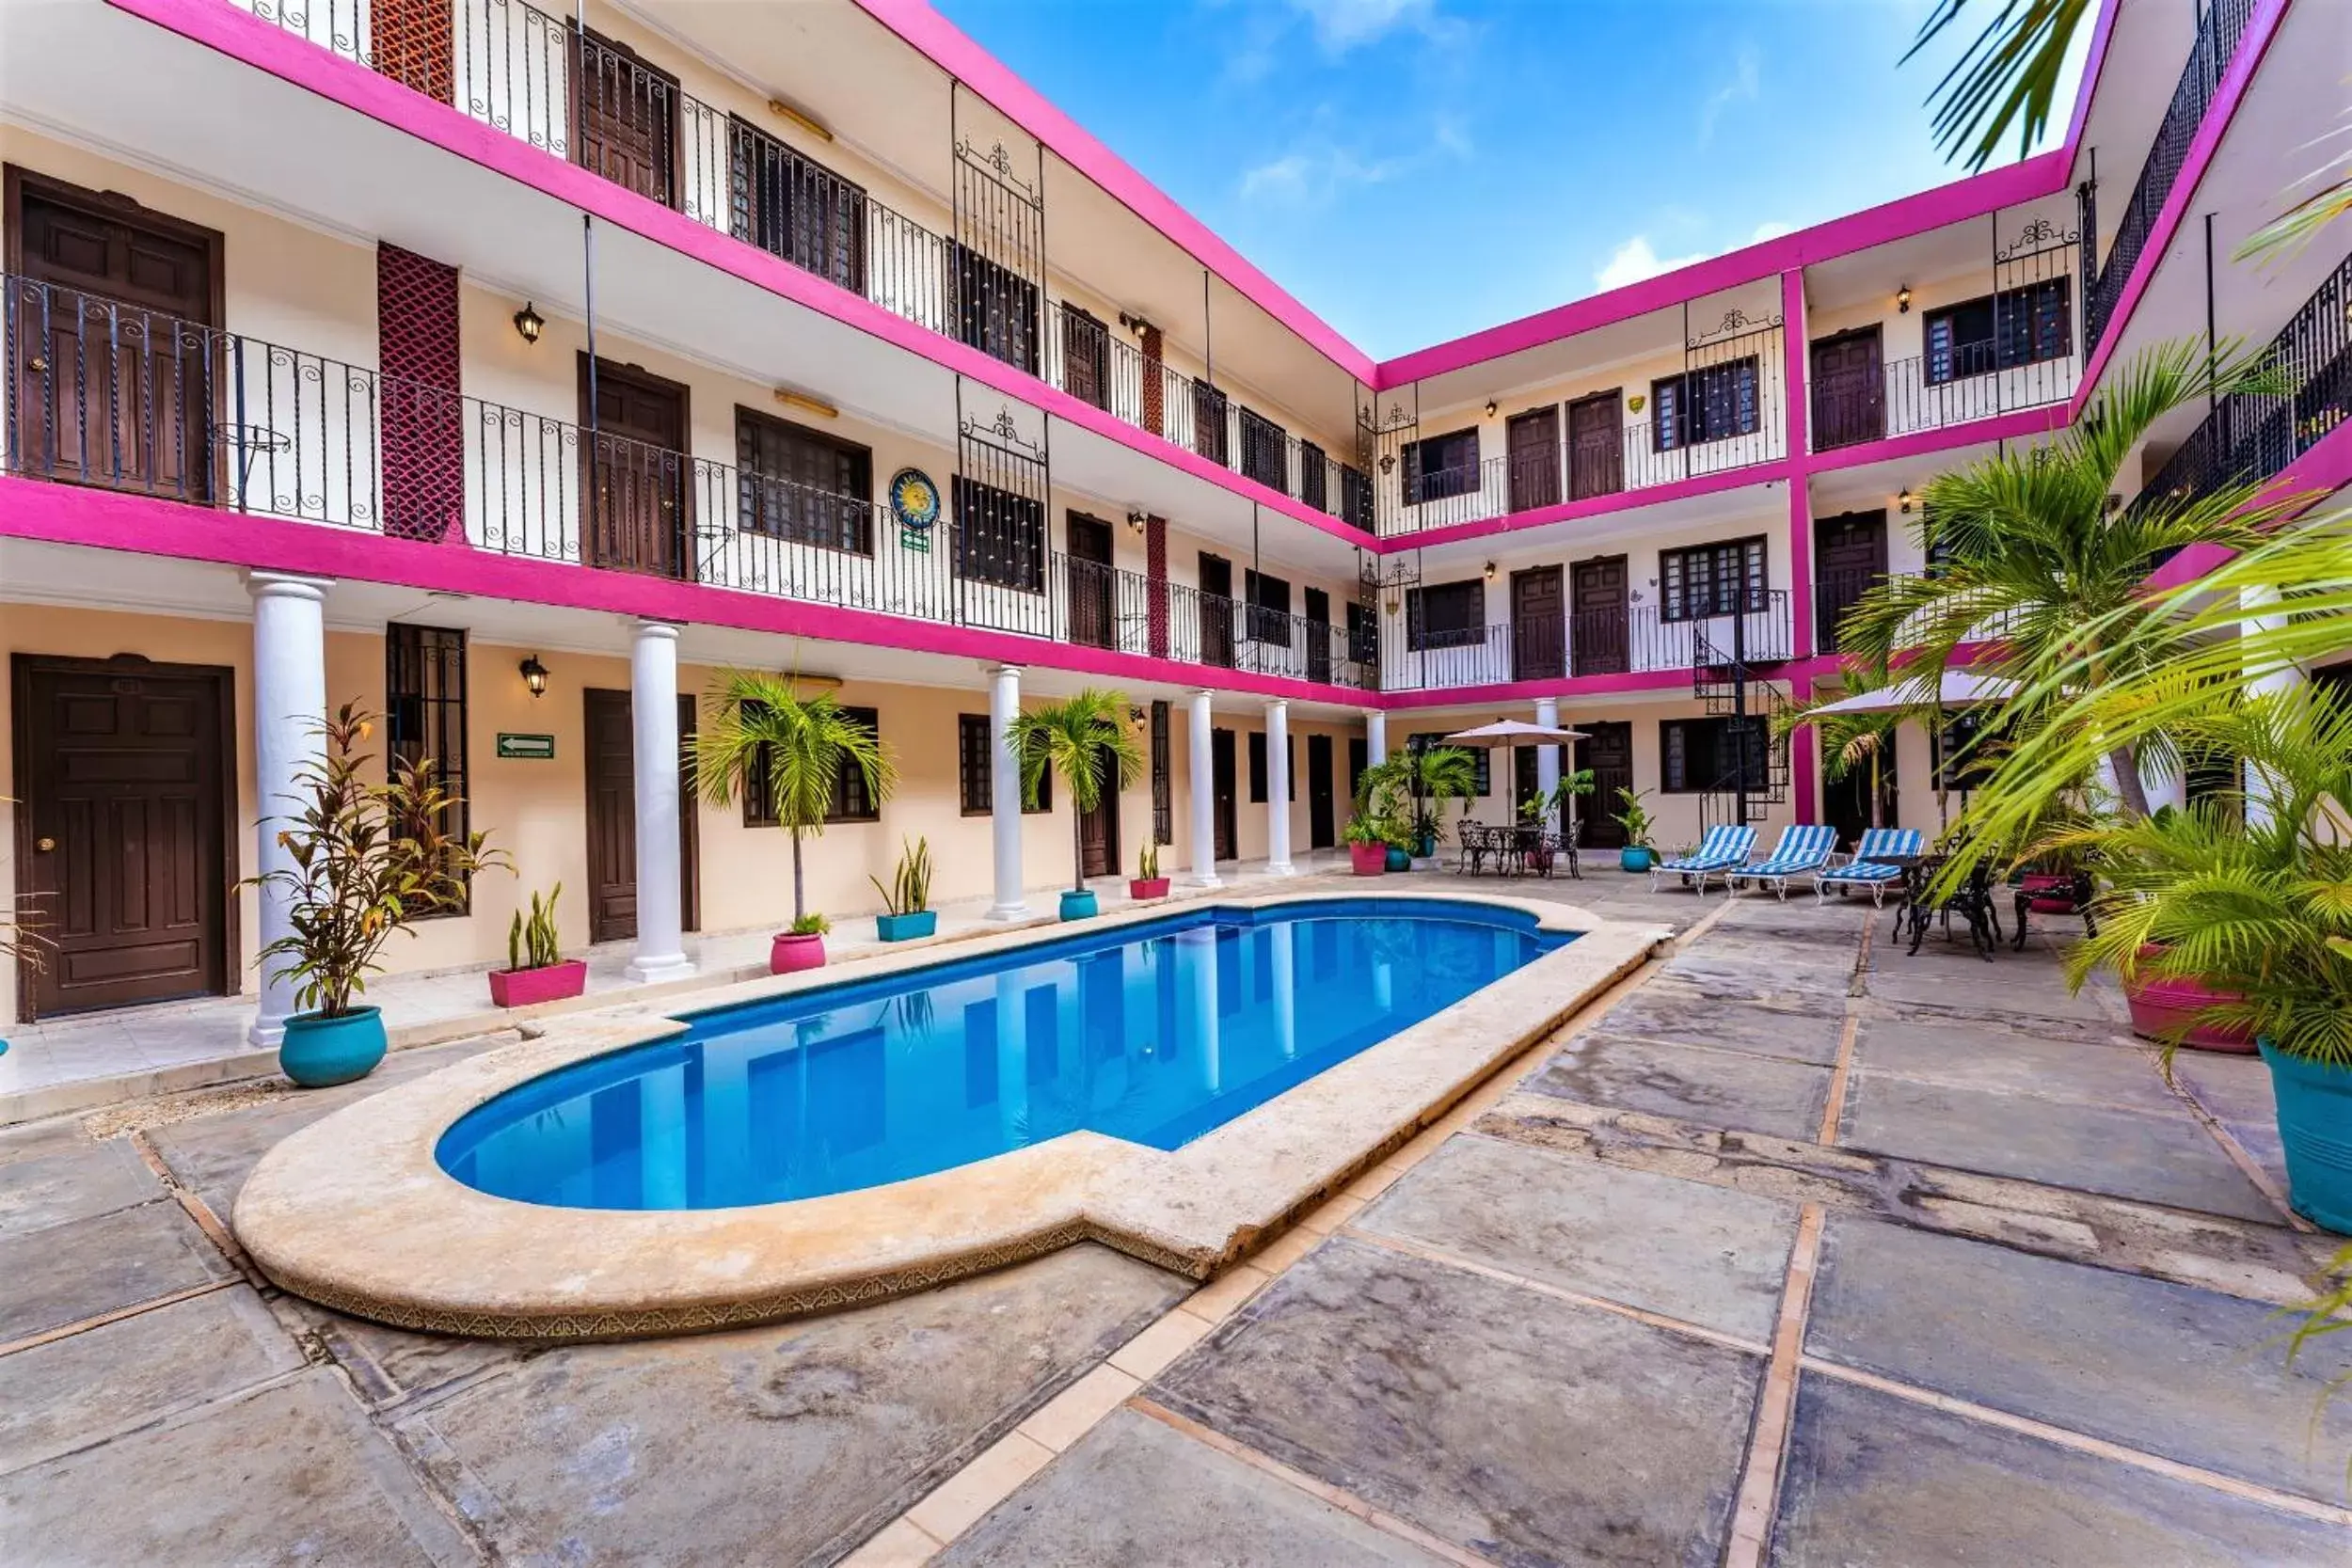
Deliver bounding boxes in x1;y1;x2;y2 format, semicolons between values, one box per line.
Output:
497;733;557;761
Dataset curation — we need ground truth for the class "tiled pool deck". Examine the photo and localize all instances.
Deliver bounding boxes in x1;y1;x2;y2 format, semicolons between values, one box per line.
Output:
3;870;2348;1565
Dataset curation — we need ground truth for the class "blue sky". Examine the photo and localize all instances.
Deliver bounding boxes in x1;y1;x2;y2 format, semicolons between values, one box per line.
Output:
932;0;2087;357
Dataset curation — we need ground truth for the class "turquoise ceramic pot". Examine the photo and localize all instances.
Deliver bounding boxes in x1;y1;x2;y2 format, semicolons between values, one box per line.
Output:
2259;1039;2352;1233
279;1006;387;1088
1059;889;1099;921
1384;847;1411;872
1620;847;1655;873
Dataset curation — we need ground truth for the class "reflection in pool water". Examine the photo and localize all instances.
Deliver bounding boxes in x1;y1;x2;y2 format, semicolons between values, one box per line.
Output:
437;900;1565;1211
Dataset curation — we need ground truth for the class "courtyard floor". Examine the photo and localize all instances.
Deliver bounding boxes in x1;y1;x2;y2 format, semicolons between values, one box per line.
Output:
3;868;2348;1565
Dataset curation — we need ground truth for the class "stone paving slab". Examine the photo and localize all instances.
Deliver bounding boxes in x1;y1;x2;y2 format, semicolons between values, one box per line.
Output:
0;1200;234;1343
1804;1215;2352;1503
1837;1073;2279;1222
1658;950;1856;1004
1151;1234;1764;1566
1591;983;1848;1065
936;1405;1450;1567
392;1243;1185;1566
0;1137;161;1237
0;1368;474;1567
1862;946;2120;1027
1851;1015;2179;1113
1529;1032;1832;1141
2171;1051;2293;1196
1771;1371;2347;1567
0;1287;303;1473
1354;1131;1799;1340
0;1113;99;1165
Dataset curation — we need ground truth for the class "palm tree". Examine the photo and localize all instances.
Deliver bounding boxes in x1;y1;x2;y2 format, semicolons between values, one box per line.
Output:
1907;0;2096;171
1008;689;1143;895
1786;666;1905;832
1836;341;2300;821
1358;744;1481;847
690;671;894;925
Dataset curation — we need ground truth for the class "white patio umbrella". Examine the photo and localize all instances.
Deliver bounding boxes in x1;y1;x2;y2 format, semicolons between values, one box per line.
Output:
1804;670;2019;717
1442;719;1591;830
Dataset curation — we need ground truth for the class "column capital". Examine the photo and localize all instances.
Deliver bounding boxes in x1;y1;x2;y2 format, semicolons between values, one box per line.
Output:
990;661;1024;677
244;571;332;604
1263;697;1289;715
632;619;682;642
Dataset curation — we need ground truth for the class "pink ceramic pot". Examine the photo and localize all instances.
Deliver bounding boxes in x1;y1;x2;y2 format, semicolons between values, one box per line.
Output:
1129;878;1171;901
487;958;587;1009
2124;945;2256;1053
1350;842;1388;877
771;933;827;974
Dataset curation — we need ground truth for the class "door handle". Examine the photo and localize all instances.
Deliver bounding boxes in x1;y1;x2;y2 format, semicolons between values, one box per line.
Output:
35;837;56;852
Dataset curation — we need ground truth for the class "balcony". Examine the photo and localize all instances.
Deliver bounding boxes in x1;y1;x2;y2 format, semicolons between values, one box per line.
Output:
1809;342;2078;453
1376;594;1794;694
1375;416;1786;538
229;0;1370;529
2084;0;2258;355
2137;248;2352;508
0;274;1369;690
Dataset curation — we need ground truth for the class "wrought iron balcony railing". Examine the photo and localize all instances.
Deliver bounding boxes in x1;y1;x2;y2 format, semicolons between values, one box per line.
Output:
0;273;1373;689
2085;0;2258;355
1375;415;1787;538
1810;343;2078;453
2137;248;2352;509
1375;594;1794;693
230;0;1370;530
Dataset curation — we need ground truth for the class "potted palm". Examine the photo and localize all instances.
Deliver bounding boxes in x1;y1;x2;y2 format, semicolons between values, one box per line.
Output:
870;836;936;942
1344;811;1389;876
254;703;505;1086
1130;841;1170;901
1009;688;1143;921
1519;768;1595;873
488;884;586;1007
691;671;894;974
1613;787;1659;873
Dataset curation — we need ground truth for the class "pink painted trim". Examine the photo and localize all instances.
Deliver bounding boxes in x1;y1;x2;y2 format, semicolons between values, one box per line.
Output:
106;0;1375;552
2139;540;2237;594
1377;668;1699;710
849;0;1373;386
1782;271;1814;659
2136;420;2352;593
1377;153;2067;388
1806;405;2072;474
0;479;1360;705
2068;0;2288;414
1788;674;1820;826
1378;463;1788;551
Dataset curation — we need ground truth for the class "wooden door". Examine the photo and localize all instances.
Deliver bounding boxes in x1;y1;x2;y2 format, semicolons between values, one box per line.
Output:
580;356;691;579
1304;587;1331;685
582;689;698;944
1565;391;1622;500
1211;728;1238;861
1510;565;1565;682
1065;513;1116;649
1198;552;1234;669
14;656;231;1020
1058;302;1110;412
8;171;222;503
1505;405;1561;514
1078;749;1120;880
1569;556;1629;675
573;28;679;209
371;0;455;101
1576;721;1633;848
1812;510;1888;652
1307;734;1336;849
1809;327;1885;450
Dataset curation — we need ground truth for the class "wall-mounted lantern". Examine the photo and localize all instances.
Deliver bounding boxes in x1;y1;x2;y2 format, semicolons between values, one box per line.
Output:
512;302;545;345
519;655;549;698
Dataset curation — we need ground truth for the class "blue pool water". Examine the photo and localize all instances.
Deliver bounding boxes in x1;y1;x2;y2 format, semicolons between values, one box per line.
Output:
437;899;1565;1211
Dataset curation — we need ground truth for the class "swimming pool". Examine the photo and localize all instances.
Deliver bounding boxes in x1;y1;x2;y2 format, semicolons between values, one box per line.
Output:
438;899;1567;1212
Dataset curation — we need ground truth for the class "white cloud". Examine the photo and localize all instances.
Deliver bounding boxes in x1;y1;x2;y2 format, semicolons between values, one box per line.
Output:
1239;116;1473;208
1288;0;1438;52
1595;235;1709;291
1748;220;1796;244
1697;43;1761;146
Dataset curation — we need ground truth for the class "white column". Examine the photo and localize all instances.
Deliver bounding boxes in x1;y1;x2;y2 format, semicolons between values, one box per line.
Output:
1187;689;1220;887
1367;710;1389;767
246;573;332;1048
1264;699;1295;875
988;663;1030;919
1534;697;1562;829
626;622;694;983
2245;587;2306;830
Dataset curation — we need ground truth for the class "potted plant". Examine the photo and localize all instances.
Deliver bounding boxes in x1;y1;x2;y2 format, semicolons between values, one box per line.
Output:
253;703;504;1087
1613;787;1659;874
690;670;894;974
1009;688;1143;922
870;836;936;942
1359;745;1478;863
1519;769;1595;873
1344;812;1389;876
488;884;587;1007
1130;840;1170;901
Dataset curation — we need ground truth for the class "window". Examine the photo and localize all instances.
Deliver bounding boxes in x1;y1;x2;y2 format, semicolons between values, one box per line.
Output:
950;244;1039;372
1660;537;1767;622
951;476;1045;592
1249;731;1268;802
1653;356;1760;451
1340;464;1374;530
1151;701;1172;845
727;119;866;293
1925;277;2071;385
1406;580;1486;651
959;713;1049;816
1661;717;1768;793
1348;737;1368;800
385;623;469;912
1402;427;1479;504
740;703;880;825
1193;382;1230;466
1299;440;1327;512
1345;601;1377;666
1238;406;1287;490
1409;732;1489;796
736;408;872;553
1243;569;1292;644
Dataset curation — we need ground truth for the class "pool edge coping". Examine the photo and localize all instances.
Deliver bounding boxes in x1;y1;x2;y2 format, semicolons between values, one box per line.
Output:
230;890;1671;1339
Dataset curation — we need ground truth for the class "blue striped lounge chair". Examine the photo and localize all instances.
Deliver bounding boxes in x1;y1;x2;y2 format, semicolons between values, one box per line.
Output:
1816;828;1924;907
1650;824;1757;894
1727;823;1840;900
